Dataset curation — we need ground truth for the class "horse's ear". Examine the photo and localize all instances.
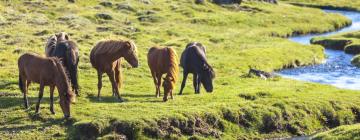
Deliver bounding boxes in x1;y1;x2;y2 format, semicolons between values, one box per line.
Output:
65;34;70;40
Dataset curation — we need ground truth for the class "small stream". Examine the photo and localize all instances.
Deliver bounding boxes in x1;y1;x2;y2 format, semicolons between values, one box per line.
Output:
279;9;360;90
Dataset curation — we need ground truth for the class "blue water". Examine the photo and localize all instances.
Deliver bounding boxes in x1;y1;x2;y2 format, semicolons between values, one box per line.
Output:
279;10;360;90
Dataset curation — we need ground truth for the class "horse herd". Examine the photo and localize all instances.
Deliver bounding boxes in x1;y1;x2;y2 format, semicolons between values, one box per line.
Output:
17;32;215;118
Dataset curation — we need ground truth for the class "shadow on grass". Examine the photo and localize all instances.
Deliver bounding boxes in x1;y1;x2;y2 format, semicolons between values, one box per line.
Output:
87;93;165;103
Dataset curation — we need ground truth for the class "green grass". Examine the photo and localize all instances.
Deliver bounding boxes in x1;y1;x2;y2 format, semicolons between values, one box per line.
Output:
0;0;359;139
312;124;360;140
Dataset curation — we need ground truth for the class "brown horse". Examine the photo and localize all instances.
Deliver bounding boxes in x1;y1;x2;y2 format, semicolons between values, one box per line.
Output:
18;53;76;118
147;47;179;102
90;40;139;102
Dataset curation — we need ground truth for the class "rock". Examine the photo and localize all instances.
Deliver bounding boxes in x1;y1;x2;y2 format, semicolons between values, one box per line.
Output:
345;44;360;54
99;1;113;7
68;0;75;3
33;30;49;36
351;55;360;67
195;0;206;4
252;0;277;4
96;26;113;32
28;14;49;25
95;13;113;20
58;14;92;29
116;3;136;12
212;0;242;5
248;68;274;80
139;0;152;4
311;39;353;50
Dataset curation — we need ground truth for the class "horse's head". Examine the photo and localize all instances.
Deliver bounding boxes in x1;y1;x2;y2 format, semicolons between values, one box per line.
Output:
55;32;70;42
163;77;175;102
53;58;76;118
123;41;139;68
59;90;76;118
200;64;215;93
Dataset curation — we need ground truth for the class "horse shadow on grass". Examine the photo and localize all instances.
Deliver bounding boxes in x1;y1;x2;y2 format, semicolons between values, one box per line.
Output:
87;93;163;103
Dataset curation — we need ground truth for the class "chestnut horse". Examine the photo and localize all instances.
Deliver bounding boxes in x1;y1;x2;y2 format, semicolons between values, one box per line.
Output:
18;53;76;118
147;47;179;102
90;40;139;102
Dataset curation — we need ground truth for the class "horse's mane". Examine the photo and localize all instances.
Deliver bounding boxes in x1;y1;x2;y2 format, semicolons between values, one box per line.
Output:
92;40;137;56
166;47;179;83
51;58;73;98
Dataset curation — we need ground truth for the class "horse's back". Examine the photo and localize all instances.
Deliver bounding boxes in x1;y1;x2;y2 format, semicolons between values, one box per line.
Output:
147;47;169;74
18;53;56;83
181;43;207;71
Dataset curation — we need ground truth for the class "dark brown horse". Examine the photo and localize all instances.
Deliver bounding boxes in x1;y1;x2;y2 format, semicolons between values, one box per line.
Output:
45;32;69;57
45;32;80;96
90;40;139;101
18;53;76;118
148;47;179;102
179;42;215;95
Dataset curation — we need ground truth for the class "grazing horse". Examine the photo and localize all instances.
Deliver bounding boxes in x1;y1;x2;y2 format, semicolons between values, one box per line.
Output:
179;42;215;95
45;32;80;96
147;47;179;102
90;40;139;101
18;53;76;118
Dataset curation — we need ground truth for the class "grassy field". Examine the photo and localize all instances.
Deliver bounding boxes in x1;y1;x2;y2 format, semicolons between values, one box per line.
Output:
0;0;359;139
280;0;360;11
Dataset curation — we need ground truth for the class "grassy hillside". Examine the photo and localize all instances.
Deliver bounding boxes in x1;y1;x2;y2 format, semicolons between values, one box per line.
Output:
0;0;359;139
281;0;360;11
313;124;360;140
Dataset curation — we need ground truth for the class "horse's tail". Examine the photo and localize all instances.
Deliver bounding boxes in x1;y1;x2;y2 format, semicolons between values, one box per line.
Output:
66;41;80;92
90;45;96;68
115;60;122;88
167;47;179;82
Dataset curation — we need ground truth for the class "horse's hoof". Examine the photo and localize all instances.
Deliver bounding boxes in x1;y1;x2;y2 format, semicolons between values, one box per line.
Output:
50;111;55;114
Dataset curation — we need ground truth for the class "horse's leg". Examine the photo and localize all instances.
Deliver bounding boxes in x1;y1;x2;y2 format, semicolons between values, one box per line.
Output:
97;71;103;101
179;72;188;95
156;74;162;98
35;83;44;114
151;72;158;97
197;74;201;94
170;89;174;100
114;63;121;97
22;79;29;109
49;85;55;114
107;70;123;102
193;73;199;94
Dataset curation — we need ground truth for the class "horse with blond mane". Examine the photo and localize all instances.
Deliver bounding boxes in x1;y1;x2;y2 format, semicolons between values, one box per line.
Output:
147;46;179;102
18;53;76;118
90;40;139;102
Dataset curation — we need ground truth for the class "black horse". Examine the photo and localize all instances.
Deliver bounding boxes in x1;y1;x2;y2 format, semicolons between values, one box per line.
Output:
179;42;215;95
51;40;80;96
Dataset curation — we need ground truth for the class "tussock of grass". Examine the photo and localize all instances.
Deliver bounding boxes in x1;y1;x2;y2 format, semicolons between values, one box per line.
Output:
0;0;359;139
312;124;360;139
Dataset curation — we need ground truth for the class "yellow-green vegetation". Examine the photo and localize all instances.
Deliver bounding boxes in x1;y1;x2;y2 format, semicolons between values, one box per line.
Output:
0;0;359;139
281;0;360;11
312;124;360;140
311;31;360;67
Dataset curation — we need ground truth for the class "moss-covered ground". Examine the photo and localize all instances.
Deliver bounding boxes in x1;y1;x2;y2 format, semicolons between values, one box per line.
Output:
0;0;359;139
